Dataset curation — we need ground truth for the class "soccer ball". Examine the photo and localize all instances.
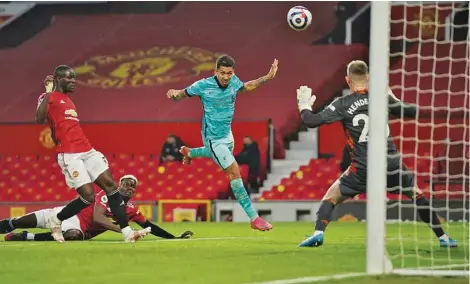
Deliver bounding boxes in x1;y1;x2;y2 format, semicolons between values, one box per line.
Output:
287;6;312;32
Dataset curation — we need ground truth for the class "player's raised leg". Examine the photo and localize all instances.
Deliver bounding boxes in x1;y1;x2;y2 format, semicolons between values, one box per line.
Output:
299;179;349;247
179;146;211;164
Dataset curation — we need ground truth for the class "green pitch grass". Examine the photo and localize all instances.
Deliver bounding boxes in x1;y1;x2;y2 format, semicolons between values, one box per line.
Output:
0;222;468;284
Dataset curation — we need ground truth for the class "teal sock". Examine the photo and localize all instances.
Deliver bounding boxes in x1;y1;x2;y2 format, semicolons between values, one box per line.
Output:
189;147;211;158
230;178;258;220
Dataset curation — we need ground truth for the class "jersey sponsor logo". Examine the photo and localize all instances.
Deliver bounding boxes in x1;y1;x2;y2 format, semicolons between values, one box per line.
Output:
64;109;79;121
64;109;78;117
38;127;56;149
72;46;222;89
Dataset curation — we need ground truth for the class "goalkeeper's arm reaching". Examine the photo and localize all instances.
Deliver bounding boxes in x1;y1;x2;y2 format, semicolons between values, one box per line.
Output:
296;85;344;128
387;87;419;118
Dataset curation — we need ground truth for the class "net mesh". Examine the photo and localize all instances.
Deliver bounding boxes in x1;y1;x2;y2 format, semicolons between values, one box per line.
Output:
387;1;469;274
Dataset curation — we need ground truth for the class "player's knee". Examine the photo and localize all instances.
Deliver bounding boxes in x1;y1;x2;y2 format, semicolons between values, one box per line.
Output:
63;229;84;241
81;191;95;204
225;163;241;180
100;178;118;193
77;185;96;203
321;197;339;205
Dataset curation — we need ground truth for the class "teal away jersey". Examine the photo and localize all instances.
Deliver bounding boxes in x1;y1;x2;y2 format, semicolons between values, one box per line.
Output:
185;75;244;140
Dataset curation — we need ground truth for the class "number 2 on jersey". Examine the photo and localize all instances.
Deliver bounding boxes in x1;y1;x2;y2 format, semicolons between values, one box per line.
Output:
353;114;390;143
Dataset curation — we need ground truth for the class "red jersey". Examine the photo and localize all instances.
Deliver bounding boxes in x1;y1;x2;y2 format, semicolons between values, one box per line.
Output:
77;191;146;236
37;92;92;153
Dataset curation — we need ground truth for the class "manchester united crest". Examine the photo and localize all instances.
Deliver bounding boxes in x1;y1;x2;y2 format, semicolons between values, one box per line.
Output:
39;127;56;149
73;46;221;89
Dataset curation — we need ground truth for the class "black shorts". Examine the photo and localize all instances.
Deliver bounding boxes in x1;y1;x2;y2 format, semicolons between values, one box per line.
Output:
339;156;415;198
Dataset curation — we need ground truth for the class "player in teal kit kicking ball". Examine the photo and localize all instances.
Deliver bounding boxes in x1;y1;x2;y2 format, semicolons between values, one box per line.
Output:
166;55;278;231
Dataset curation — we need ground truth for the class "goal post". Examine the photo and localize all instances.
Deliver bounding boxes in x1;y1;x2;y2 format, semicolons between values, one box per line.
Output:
367;0;391;275
368;0;469;278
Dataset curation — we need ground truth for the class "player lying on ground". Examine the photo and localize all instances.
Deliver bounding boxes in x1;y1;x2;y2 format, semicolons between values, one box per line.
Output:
166;55;278;231
36;68;149;243
296;60;457;248
0;175;193;241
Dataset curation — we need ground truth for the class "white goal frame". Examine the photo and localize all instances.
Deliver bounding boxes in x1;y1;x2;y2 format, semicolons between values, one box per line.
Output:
367;1;469;278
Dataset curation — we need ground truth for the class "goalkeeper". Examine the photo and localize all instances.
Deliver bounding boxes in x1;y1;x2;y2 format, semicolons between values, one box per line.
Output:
296;60;458;248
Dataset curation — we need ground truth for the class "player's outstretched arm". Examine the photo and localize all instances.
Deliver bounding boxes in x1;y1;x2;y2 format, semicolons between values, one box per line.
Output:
167;89;189;101
388;88;418;118
297;85;343;128
240;59;278;93
93;204;121;233
135;220;194;239
35;76;54;124
36;93;50;124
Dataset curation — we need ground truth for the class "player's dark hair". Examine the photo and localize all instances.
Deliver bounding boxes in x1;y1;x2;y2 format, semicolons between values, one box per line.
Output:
216;55;235;69
63;229;84;241
54;65;72;78
347;60;368;77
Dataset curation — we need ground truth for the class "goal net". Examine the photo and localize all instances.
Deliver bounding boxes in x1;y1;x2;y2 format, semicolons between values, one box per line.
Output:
370;1;469;277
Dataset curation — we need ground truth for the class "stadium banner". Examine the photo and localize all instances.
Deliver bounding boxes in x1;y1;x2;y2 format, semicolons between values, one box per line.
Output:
157;199;211;222
0;3;35;30
214;200;468;222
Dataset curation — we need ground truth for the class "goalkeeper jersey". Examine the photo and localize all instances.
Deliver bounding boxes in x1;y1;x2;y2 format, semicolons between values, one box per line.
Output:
300;90;418;171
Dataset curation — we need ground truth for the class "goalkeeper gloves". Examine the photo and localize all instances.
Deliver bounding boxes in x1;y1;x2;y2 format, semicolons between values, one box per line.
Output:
296;85;316;112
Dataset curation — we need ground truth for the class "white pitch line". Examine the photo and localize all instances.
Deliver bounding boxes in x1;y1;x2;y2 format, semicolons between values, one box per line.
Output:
0;236;263;247
246;263;470;284
95;236;265;244
245;272;368;284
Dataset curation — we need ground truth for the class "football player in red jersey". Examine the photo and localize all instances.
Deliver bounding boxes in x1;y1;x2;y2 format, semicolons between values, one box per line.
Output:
33;65;149;243
1;175;194;241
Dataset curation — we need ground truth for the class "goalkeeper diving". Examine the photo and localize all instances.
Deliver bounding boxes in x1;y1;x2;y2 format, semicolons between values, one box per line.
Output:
296;60;458;248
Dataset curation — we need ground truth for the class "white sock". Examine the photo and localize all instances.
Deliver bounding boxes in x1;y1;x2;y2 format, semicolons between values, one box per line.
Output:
121;226;133;237
439;234;449;242
313;230;324;237
250;215;259;222
27;233;35;241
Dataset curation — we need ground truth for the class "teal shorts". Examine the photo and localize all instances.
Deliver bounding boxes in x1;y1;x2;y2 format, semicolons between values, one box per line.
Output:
204;137;235;170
